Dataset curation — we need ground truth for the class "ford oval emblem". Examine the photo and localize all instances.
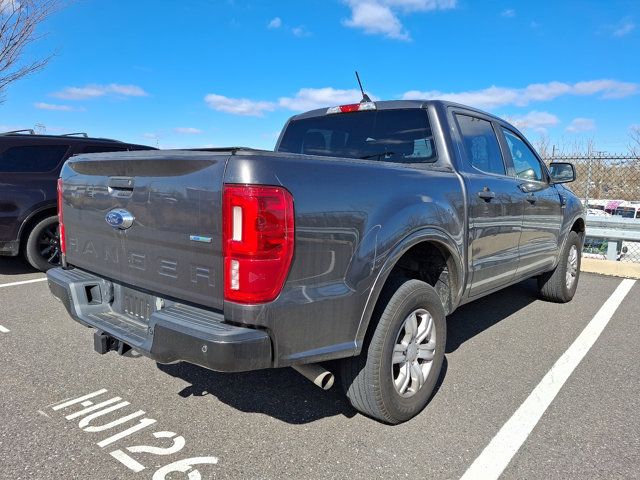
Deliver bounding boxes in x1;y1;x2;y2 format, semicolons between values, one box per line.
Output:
105;208;135;230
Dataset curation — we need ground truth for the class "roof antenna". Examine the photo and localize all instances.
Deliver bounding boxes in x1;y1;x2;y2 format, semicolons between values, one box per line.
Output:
355;71;372;103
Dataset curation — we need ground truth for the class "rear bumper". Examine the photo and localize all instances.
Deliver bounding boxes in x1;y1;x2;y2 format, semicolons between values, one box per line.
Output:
0;240;19;256
46;267;272;372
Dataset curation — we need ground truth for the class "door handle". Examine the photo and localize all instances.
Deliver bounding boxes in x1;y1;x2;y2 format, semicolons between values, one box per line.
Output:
108;176;134;198
518;182;538;193
526;193;537;204
477;188;496;202
108;176;134;189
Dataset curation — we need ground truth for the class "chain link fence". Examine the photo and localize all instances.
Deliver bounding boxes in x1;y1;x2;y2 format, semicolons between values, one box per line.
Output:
544;154;640;263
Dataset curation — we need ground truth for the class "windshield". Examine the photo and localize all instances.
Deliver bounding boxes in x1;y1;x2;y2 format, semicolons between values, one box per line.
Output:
278;109;437;164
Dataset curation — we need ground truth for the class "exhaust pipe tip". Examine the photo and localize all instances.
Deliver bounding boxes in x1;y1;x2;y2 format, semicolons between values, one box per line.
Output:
316;371;335;390
292;364;335;390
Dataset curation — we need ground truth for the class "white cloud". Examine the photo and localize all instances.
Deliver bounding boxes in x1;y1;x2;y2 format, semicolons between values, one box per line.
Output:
342;0;456;40
204;87;377;115
401;79;638;109
174;127;203;134
343;2;410;40
267;17;282;29
572;79;637;98
292;25;311;37
53;86;105;100
52;84;148;100
505;111;560;133
403;86;519;108
107;84;147;97
383;0;456;12
278;87;367;111
566;118;596;133
143;132;158;139
34;102;84;112
612;18;635;37
501;8;516;17
204;93;276;116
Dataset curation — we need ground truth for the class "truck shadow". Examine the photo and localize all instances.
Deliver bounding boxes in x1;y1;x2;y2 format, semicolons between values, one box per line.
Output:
158;279;538;424
0;257;39;275
157;361;358;423
446;278;539;353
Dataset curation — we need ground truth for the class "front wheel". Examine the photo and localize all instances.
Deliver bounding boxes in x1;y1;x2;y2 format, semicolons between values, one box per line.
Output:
537;230;582;303
24;215;62;272
340;278;446;424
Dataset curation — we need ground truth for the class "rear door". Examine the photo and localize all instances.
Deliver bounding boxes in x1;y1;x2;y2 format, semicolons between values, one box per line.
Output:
499;127;563;276
453;112;526;297
0;141;70;241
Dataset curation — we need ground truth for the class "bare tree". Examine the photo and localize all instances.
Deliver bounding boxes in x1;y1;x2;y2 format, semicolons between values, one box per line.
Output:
533;133;551;159
0;0;60;101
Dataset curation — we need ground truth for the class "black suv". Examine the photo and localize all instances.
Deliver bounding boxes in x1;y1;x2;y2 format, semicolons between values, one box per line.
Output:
0;130;154;271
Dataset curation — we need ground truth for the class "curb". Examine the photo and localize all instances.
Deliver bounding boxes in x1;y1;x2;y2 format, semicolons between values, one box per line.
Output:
581;258;640;280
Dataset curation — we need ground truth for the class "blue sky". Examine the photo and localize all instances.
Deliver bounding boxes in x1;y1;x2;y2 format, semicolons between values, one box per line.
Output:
1;0;639;153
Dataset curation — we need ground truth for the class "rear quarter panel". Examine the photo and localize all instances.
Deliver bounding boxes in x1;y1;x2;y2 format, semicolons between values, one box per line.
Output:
224;153;465;365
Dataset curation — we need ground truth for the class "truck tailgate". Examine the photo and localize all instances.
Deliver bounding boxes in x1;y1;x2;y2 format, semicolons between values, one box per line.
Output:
61;150;229;311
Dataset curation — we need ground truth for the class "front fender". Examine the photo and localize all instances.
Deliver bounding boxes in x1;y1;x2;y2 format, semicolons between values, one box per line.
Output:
553;186;585;269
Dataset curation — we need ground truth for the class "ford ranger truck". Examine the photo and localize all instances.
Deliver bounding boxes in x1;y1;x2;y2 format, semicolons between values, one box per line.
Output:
47;100;585;424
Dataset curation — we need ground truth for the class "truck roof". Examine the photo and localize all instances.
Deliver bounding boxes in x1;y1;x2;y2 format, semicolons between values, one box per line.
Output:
291;99;498;121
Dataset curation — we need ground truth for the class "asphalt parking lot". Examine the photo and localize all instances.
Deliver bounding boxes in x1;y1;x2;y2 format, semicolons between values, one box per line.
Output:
0;256;638;480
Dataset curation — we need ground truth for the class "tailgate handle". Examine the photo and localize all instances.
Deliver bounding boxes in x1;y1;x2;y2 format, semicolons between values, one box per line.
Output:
108;177;134;190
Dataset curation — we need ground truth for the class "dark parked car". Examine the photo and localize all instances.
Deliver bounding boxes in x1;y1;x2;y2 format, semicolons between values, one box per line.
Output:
48;100;584;423
0;130;154;271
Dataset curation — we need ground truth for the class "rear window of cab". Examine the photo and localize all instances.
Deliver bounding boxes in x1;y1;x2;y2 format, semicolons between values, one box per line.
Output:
278;109;437;164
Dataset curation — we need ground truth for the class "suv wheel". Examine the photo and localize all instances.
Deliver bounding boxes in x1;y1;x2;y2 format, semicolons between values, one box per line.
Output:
340;278;446;424
24;215;61;272
537;230;582;303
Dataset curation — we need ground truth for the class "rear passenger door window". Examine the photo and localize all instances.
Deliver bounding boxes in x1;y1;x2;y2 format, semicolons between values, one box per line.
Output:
455;114;506;175
501;129;545;182
0;145;70;172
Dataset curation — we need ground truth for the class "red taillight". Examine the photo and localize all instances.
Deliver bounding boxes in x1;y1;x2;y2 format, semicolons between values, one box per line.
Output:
339;103;360;113
57;178;66;256
223;184;294;304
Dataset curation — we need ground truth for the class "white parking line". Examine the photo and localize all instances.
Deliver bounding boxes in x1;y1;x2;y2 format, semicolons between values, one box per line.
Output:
0;278;47;288
460;278;636;480
0;325;9;333
49;389;219;476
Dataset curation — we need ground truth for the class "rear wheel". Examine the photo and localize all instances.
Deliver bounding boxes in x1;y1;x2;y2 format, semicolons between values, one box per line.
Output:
537;231;582;303
340;278;446;424
24;215;61;272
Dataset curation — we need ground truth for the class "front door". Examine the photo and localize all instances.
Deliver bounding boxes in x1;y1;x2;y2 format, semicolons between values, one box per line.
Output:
500;128;563;276
454;113;525;297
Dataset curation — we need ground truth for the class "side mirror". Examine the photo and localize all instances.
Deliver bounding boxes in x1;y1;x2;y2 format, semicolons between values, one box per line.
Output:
549;162;576;184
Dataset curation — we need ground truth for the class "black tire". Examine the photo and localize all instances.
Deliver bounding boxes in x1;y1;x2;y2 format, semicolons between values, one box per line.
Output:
340;277;446;424
537;231;582;303
24;215;61;272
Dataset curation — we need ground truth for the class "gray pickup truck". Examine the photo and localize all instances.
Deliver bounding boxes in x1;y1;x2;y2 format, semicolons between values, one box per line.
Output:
48;100;584;424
